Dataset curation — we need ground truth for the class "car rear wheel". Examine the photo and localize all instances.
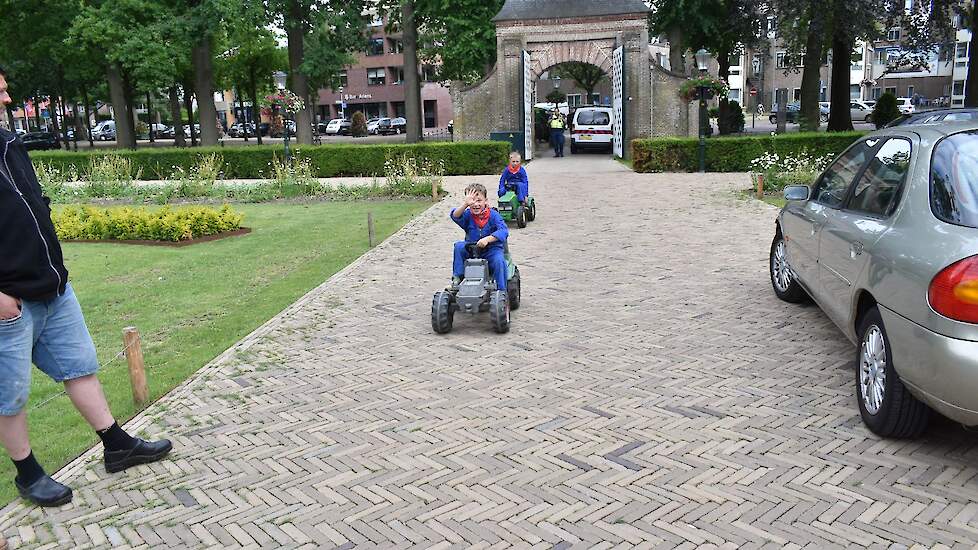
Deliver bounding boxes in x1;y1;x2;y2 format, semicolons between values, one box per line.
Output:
770;232;808;303
856;306;929;438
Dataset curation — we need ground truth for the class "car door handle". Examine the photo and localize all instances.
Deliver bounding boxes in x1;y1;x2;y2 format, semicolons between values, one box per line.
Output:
850;241;864;257
810;222;821;236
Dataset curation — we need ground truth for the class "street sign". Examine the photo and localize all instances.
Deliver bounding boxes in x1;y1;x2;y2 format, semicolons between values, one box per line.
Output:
749;88;758;96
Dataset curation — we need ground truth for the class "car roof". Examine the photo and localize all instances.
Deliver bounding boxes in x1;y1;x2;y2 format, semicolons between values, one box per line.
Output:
873;119;978;137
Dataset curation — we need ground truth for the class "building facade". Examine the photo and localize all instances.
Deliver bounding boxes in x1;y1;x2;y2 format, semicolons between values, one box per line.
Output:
315;19;452;128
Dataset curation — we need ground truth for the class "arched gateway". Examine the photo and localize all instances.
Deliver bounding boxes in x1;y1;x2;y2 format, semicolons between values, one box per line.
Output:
451;0;653;160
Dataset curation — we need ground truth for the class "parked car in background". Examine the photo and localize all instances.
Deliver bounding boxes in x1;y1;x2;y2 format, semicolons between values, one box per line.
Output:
378;117;406;135
771;102;829;124
897;97;915;114
93;120;116;141
183;124;202;138
15;128;26;137
771;121;978;438
849;101;874;122
21;132;61;150
366;118;383;135
228;122;256;137
324;118;350;135
570;106;614;154
448;119;453;135
885;108;978;127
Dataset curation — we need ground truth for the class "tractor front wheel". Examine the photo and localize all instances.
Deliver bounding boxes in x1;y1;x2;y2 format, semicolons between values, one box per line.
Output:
526;201;536;222
489;290;510;333
515;205;527;228
431;291;454;334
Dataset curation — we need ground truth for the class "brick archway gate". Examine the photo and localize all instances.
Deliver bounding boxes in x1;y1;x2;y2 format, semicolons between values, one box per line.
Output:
451;0;652;160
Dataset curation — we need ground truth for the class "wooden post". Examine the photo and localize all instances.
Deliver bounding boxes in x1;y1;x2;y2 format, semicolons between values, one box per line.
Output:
431;179;439;202
367;212;375;248
123;327;148;406
756;173;764;200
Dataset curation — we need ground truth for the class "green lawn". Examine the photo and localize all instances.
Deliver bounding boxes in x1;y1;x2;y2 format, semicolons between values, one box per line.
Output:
0;200;430;506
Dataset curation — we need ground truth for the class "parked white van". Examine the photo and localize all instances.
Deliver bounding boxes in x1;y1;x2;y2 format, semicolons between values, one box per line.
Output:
570;107;614;154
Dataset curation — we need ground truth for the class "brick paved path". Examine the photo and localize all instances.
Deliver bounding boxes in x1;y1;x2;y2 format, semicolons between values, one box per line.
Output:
3;156;978;549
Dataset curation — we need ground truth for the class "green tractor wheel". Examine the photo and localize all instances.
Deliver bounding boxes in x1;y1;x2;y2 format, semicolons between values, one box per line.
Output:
527;201;536;222
515;205;527;228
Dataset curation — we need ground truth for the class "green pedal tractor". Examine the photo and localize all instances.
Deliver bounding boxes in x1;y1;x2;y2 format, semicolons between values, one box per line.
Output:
496;183;536;228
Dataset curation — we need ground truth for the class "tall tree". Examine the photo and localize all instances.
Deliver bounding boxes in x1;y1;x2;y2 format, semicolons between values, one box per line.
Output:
415;0;505;83
402;0;423;142
772;0;827;132
552;62;608;101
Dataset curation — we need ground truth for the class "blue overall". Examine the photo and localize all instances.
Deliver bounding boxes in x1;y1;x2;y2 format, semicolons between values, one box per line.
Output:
451;208;509;291
498;167;529;203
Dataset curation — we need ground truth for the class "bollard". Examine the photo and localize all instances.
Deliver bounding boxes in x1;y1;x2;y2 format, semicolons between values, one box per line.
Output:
123;327;148;406
432;179;439;202
756;173;764;200
368;212;376;248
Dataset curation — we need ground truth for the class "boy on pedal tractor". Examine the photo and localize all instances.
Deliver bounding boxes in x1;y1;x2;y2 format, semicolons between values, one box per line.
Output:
450;184;509;292
496;152;536;228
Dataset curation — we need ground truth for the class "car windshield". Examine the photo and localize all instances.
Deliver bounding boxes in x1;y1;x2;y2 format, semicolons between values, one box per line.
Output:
931;130;978;229
577;111;610;125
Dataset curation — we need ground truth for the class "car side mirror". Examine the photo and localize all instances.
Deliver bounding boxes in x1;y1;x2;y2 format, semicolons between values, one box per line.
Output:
784;185;811;201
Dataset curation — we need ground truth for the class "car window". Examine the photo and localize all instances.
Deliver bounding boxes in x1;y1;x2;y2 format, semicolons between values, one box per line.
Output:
944;112;978;122
577;111;610;125
931;130;978;229
847;138;911;217
813;140;872;208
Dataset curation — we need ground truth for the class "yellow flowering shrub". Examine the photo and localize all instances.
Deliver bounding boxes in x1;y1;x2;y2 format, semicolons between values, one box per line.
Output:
53;205;244;242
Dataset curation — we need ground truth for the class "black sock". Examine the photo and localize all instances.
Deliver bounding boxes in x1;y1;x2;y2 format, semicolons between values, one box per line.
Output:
96;421;137;452
12;452;46;486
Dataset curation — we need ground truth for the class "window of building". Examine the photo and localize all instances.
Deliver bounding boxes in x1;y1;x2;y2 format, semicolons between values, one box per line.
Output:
728;89;742;103
876;49;887;65
367;38;385;56
369;15;383;27
388;38;403;54
338;70;348;88
389;66;404;84
957;60;968;68
954;80;965;95
887;28;901;41
957;41;969;59
940;44;952;62
776;52;787;68
367;68;386;86
421;65;438;82
793;88;801;101
954;98;965;106
884;86;897;96
752;57;762;75
423;99;437;128
850;84;860;99
766;16;776;36
591;93;601;104
907;85;914;97
566;94;582;107
872;87;882;99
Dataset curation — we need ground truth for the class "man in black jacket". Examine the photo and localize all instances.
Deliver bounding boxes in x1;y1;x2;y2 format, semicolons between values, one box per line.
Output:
0;67;171;508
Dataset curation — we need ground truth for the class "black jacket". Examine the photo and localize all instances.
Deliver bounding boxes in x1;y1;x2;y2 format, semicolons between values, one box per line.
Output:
0;128;68;301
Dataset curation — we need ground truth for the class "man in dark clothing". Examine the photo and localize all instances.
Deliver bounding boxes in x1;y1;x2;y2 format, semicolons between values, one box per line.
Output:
0;67;171;508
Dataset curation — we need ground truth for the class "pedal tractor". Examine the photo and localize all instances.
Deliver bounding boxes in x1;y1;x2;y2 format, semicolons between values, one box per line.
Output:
432;243;521;334
496;183;536;228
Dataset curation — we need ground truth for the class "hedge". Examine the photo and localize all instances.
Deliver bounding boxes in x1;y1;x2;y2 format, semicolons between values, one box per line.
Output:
631;132;866;172
29;141;511;180
53;204;244;242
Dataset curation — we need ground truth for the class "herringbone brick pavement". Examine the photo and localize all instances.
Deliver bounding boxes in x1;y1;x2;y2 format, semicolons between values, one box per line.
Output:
3;155;978;549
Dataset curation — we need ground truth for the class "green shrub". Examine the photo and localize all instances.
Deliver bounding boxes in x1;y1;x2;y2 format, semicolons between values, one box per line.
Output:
53;204;244;242
725;101;746;133
29;141;509;179
631;131;865;172
351;111;368;137
872;93;901;129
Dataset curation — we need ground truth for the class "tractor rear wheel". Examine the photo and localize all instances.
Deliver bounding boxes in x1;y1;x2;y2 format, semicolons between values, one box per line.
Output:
431;291;454;334
526;201;536;221
489;290;510;333
515;205;527;228
509;270;521;310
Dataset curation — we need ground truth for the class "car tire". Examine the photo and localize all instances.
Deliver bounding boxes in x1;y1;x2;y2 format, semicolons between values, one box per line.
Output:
515;205;527;228
570;141;578;154
509;270;521;311
769;115;777;124
431;291;454;334
856;306;929;438
865;114;873;123
770;231;809;303
489;290;510;333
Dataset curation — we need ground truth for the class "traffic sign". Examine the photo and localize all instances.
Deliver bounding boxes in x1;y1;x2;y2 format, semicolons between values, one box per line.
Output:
749;88;758;96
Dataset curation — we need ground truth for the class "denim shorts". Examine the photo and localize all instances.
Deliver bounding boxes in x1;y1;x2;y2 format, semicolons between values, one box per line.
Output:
0;283;99;415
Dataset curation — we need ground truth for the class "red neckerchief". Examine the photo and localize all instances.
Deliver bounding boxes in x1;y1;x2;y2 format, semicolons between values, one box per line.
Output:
472;207;490;228
508;165;520;174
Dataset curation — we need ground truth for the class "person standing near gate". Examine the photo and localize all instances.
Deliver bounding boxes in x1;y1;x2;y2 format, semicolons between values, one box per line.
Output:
0;66;172;508
549;111;565;157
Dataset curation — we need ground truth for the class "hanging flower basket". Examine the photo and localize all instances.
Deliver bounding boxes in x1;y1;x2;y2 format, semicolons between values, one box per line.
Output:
264;89;305;115
679;76;729;103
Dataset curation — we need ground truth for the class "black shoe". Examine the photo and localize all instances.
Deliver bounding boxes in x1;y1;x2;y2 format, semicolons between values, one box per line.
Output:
105;438;172;473
15;475;72;507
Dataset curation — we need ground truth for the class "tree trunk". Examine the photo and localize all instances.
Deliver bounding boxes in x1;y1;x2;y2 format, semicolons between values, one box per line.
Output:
717;48;731;135
32;97;41;129
402;0;423;143
966;5;978;107
183;81;197;146
827;34;854;131
49;95;64;150
799;7;826;132
146;91;155;142
122;73;138;148
107;64;135;148
169;86;186;147
192;36;219;146
82;84;94;148
286;0;314;145
250;68;263;145
667;27;685;73
235;87;249;141
57;76;71;150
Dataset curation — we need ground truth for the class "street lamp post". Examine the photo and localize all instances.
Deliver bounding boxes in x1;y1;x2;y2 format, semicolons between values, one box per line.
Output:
273;71;291;164
338;86;345;120
695;49;711;173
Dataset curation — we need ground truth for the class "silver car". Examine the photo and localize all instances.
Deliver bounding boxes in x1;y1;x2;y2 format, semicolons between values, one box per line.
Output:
770;121;978;437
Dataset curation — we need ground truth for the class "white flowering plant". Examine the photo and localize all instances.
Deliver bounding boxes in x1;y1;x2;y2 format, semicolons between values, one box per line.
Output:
749;150;836;194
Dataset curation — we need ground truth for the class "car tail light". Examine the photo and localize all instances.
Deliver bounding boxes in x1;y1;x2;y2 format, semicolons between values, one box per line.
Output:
929;255;978;323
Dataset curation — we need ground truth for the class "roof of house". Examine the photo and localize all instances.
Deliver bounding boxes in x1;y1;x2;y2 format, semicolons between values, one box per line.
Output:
492;0;650;22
